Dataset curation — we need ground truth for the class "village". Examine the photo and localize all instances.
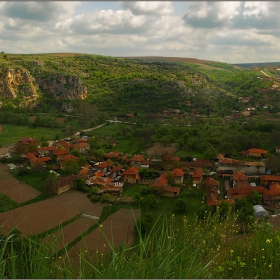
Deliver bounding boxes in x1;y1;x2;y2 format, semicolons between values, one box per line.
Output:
3;134;280;210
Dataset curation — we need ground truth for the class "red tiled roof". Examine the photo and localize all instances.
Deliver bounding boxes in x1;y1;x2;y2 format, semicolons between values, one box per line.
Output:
219;158;240;165
227;186;264;196
96;170;103;177
232;171;248;181
130;154;145;162
111;166;123;173
247;148;268;154
95;161;114;168
260;175;280;182
57;140;72;149
54;149;70;156
162;154;180;162
72;142;90;149
205;177;219;188
122;166;139;175
152;174;168;188
37;146;56;152
61;155;79;162
172;168;184;177
192;169;203;178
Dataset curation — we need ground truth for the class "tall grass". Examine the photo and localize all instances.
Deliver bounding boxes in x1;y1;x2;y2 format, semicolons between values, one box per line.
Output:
1;212;280;278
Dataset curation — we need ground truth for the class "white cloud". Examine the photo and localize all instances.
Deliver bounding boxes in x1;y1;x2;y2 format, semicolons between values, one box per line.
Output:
121;1;174;16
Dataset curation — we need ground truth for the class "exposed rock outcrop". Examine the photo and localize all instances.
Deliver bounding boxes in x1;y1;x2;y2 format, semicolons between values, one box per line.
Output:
0;68;38;99
36;74;87;100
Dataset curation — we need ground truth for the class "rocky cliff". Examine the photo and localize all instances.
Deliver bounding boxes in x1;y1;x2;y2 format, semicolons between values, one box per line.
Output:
36;74;87;100
0;68;88;101
0;67;38;99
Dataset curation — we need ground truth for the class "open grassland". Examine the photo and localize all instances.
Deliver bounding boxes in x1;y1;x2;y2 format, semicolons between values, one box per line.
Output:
0;124;61;146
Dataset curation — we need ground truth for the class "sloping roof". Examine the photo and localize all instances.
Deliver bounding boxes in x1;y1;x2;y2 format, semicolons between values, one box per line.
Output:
227;186;264;196
247;148;268;154
205;177;219;188
218;158;240;165
130;154;145;162
232;171;248;181
57;140;72;149
172;168;184;177
37;146;56;152
192;169;203;178
260;175;280;182
240;161;265;167
111;166;123;173
95;161;114;169
122;166;139;175
72;142;90;149
152;174;168;188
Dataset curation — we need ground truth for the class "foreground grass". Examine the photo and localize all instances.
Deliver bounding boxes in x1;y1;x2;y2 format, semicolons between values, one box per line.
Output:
2;209;280;279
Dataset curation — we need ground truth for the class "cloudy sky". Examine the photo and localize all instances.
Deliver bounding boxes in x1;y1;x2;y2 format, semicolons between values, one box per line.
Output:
0;1;279;63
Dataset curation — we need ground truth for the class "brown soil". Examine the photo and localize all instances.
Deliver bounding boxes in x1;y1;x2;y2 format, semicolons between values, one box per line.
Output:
0;190;103;236
28;116;36;122
0;164;41;203
146;142;177;156
42;216;97;252
0;125;2;133
67;208;141;265
56;118;65;125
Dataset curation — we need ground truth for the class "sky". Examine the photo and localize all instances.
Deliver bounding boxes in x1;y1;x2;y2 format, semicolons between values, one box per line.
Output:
0;1;279;64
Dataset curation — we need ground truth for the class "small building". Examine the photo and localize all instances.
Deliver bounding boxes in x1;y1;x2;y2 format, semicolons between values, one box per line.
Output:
122;166;140;184
253;205;269;218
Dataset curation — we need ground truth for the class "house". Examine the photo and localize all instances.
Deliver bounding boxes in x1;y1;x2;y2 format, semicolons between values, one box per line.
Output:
181;158;214;174
103;151;122;161
172;168;184;184
156;186;181;197
151;173;181;197
128;154;145;168
60;155;79;169
217;158;240;175
54;149;70;162
260;175;280;185
122;166;140;184
162;153;180;170
25;152;50;168
94;161;114;173
37;146;57;157
16;137;40;153
56;140;73;150
52;174;77;195
227;186;264;200
238;97;251;103
111;165;123;178
246;148;268;158
232;171;248;187
239;161;265;174
192;169;203;186
263;183;280;204
72;142;90;154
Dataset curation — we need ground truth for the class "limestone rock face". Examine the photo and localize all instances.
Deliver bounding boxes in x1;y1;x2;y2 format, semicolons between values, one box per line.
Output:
36;74;87;100
0;68;38;99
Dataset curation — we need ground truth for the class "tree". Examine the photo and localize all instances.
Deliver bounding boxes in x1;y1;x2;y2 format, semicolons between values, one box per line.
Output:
62;159;79;175
175;198;187;212
248;190;263;205
43;172;57;196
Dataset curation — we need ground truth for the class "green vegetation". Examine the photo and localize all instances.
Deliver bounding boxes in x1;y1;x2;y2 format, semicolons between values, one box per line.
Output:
0;194;18;213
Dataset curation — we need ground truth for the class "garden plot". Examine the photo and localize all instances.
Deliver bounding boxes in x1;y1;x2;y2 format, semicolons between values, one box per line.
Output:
0;190;103;236
67;208;141;263
42;215;97;252
0;165;41;203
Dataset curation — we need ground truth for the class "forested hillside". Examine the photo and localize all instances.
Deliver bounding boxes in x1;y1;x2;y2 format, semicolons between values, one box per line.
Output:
1;53;279;117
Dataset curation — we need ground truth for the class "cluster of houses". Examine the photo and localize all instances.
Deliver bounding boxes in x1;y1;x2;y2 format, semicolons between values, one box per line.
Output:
13;137;280;206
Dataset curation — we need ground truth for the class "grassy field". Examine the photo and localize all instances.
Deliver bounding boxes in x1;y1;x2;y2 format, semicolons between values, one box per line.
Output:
0;124;62;146
0;193;18;213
